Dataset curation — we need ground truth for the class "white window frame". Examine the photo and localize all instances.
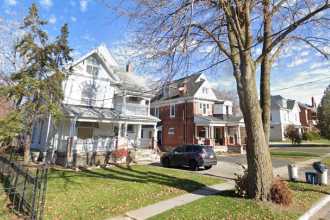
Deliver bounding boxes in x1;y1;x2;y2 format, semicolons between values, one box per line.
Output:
170;104;176;118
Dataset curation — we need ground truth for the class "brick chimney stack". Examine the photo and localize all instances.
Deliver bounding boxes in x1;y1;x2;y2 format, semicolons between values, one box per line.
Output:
126;62;133;73
311;97;316;108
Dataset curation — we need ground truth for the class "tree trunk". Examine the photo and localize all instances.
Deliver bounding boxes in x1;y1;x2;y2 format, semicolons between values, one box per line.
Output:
236;60;274;200
260;0;272;144
23;133;31;164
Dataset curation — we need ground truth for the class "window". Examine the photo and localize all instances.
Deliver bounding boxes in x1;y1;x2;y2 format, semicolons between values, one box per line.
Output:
203;104;207;114
168;127;175;135
173;146;185;153
127;124;134;133
170;104;176;117
200;103;202;109
226;106;229;115
207;104;209;109
202;87;208;94
155;107;159;118
86;56;99;77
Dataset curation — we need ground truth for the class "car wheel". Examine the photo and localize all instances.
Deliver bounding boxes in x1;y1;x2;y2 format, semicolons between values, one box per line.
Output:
189;160;198;171
204;165;212;170
162;158;170;167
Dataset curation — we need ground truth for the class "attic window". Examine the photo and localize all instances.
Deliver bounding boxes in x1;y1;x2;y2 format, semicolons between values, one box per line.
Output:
202;87;208;94
86;56;99;77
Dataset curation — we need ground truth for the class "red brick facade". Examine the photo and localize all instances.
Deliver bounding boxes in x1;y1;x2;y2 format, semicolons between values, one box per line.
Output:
159;102;196;147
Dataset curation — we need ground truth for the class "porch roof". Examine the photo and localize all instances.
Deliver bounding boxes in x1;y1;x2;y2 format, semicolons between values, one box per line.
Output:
194;115;244;126
63;104;159;123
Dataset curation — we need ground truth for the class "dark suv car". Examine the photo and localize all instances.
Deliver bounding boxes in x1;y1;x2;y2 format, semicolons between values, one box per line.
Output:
160;144;217;170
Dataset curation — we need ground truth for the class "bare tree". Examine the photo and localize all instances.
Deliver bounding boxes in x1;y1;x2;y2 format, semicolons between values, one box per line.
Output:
104;0;330;200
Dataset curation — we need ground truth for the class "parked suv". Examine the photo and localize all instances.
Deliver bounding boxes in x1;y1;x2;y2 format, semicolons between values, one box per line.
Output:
160;144;217;170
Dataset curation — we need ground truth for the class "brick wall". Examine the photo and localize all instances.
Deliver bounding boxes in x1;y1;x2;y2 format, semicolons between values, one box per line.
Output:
159;102;195;148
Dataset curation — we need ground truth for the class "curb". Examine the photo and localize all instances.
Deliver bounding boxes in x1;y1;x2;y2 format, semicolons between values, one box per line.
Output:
299;194;330;220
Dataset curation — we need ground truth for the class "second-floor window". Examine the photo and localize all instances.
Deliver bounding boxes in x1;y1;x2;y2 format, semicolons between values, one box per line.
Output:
203;104;207;114
226;106;229;115
170;104;176;118
155;107;159;118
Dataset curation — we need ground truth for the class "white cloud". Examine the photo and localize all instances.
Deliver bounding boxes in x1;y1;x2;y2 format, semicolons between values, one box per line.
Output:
40;0;53;9
80;0;88;12
49;15;56;24
287;57;309;68
5;0;17;6
71;16;77;22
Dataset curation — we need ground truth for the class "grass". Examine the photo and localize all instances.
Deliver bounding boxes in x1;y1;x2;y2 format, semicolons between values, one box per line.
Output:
0;185;15;220
44;165;222;220
270;151;320;159
149;182;330;220
321;157;330;166
271;138;330;146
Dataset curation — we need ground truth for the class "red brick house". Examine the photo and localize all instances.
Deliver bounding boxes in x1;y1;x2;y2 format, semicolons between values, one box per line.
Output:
151;73;246;153
299;97;318;132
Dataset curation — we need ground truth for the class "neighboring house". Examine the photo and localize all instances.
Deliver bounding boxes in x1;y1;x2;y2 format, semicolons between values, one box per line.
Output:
31;44;159;166
270;95;302;141
298;97;318;132
151;73;246;153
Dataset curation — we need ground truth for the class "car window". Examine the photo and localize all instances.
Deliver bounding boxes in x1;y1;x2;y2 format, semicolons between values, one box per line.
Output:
174;146;185;153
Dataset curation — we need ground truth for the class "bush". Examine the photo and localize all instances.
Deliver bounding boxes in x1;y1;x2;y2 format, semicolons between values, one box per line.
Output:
234;164;248;197
302;131;321;141
285;125;302;144
270;178;293;206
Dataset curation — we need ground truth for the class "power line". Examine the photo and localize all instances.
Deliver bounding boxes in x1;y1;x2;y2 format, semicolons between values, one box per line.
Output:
272;76;330;92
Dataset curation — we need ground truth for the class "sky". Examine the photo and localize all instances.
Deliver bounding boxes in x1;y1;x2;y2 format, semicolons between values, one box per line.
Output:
1;0;330;105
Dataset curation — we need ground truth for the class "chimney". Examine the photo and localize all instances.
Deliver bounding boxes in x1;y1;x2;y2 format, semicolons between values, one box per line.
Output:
311;97;316;108
178;81;187;96
126;62;133;73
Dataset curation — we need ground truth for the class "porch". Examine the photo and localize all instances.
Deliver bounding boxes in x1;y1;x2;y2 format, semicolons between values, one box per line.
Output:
194;115;246;153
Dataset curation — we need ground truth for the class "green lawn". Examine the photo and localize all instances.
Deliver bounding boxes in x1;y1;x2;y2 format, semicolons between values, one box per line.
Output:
322;157;330;166
270;151;320;159
271;138;330;146
44;165;222;220
150;182;330;220
0;186;14;220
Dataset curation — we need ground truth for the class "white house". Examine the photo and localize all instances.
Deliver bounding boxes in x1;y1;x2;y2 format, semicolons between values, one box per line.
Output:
270;95;302;141
31;44;159;166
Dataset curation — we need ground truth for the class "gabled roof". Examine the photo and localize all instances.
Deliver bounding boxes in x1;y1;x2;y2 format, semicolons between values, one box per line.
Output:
271;95;297;110
153;73;204;101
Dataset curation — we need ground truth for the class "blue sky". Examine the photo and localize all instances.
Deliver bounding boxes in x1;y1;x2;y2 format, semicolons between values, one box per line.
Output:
1;0;330;105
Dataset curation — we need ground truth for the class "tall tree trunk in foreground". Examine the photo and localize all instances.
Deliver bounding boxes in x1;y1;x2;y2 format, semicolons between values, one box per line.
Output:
260;0;272;144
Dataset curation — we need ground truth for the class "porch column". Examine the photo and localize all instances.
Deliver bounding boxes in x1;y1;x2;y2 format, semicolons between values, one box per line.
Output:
136;124;142;140
237;126;241;145
123;123;128;137
210;126;214;139
153;124;158;150
224;127;228;145
205;126;209;138
118;123;122;138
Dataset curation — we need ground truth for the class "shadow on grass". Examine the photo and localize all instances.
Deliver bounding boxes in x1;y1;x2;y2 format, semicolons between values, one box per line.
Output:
47;164;215;194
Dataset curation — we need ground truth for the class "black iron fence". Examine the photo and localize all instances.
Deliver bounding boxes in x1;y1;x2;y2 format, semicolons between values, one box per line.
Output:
0;155;48;220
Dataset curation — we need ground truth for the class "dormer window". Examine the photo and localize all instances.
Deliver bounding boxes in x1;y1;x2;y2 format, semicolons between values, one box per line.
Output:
86;56;99;77
226;105;229;115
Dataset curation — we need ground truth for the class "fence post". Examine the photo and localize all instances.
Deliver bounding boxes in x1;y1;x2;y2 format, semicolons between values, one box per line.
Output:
18;171;28;213
38;166;48;220
30;168;40;220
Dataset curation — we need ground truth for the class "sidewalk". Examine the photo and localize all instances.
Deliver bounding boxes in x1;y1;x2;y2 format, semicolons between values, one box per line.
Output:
109;154;330;220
